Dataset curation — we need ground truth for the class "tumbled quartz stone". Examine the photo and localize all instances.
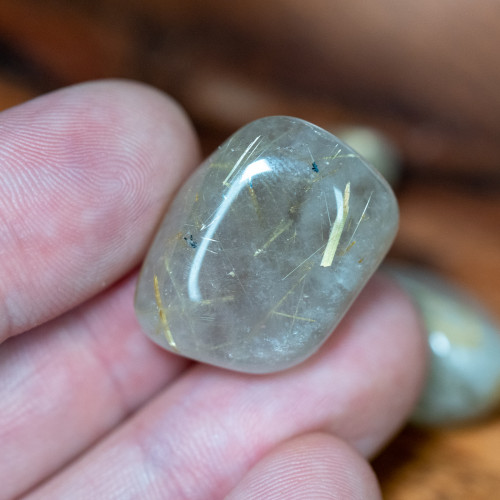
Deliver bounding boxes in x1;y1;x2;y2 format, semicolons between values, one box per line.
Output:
135;116;398;373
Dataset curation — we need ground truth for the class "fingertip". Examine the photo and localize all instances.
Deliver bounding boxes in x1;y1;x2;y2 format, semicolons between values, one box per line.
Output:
226;432;381;500
0;79;200;342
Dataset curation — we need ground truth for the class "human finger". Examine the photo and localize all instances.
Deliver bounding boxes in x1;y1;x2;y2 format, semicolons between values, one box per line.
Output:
0;274;190;500
225;432;381;500
0;79;200;343
25;274;426;499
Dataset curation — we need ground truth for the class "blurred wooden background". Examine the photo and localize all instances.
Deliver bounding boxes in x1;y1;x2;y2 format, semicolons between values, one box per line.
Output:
0;0;499;497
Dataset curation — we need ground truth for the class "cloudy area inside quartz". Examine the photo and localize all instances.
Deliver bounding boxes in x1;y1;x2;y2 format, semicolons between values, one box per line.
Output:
135;116;398;373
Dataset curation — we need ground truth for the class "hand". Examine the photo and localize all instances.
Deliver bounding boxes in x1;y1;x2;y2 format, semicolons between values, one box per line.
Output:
0;80;426;499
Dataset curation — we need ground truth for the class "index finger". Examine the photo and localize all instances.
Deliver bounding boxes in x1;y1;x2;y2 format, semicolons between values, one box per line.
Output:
0;79;200;343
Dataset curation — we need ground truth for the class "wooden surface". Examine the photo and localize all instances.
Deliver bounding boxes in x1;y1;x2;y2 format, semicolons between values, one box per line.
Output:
0;1;499;497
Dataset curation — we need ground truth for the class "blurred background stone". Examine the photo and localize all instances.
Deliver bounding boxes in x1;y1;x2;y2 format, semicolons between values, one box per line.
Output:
386;264;500;427
333;126;402;188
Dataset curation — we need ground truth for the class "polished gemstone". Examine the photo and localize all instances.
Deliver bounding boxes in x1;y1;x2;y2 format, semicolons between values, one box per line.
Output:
386;264;500;426
135;116;398;373
333;126;401;188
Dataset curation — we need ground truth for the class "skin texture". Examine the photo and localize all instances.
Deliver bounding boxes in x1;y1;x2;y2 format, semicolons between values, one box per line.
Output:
0;80;427;499
225;433;381;500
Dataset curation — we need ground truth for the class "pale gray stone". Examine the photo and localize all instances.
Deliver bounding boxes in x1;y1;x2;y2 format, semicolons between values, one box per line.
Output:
386;264;500;426
333;126;401;188
135;116;398;373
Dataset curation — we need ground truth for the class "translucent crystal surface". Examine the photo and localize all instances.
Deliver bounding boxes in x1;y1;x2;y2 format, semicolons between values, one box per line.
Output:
135;116;398;373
